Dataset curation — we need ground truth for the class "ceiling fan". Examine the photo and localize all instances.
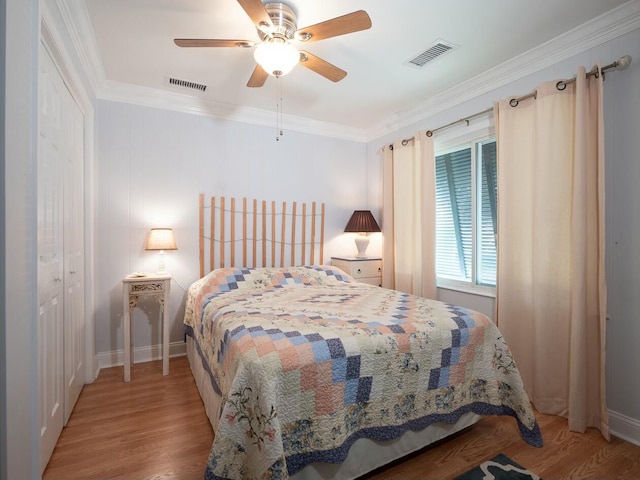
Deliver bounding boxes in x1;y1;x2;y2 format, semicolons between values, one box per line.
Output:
174;0;372;87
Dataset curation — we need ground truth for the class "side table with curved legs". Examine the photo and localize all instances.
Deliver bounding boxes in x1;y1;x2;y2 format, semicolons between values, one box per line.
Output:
122;274;171;382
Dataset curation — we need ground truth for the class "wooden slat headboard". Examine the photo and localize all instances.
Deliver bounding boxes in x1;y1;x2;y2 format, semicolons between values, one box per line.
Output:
199;194;325;277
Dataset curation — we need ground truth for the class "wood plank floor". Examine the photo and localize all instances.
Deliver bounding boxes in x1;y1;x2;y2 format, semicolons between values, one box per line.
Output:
43;357;214;480
44;356;640;480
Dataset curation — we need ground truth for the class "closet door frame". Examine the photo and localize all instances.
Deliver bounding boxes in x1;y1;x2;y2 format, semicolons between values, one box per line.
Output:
38;10;97;473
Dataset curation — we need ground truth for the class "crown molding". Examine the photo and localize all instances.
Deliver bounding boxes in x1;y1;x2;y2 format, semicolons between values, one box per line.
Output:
365;0;640;142
55;0;106;98
41;3;94;114
98;80;368;142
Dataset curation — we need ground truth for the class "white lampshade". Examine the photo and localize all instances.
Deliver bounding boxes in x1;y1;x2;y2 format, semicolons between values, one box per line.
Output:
145;228;177;251
145;228;177;273
254;40;300;77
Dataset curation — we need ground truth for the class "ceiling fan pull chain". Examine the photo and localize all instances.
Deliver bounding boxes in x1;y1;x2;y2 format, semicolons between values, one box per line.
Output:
280;78;284;138
275;79;280;141
276;77;284;141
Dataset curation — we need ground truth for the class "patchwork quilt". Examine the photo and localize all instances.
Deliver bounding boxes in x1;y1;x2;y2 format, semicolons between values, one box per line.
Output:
183;266;542;480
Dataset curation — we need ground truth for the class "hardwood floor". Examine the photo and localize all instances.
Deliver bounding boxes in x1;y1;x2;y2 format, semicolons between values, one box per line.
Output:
43;357;214;480
44;356;640;480
367;409;640;480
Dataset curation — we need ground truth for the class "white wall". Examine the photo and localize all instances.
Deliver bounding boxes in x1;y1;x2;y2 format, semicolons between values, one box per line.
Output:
94;101;369;360
0;0;6;477
3;0;40;478
603;29;640;443
366;28;640;442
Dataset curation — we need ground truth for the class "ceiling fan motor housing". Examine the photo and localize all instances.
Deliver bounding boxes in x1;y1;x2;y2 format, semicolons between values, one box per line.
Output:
258;2;298;41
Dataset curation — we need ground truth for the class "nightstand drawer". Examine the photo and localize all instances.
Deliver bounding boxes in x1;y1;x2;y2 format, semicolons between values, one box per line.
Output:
349;261;382;279
357;276;382;286
331;257;382;286
125;278;167;295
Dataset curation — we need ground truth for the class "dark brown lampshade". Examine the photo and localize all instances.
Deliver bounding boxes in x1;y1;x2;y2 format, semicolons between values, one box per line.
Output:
344;210;381;233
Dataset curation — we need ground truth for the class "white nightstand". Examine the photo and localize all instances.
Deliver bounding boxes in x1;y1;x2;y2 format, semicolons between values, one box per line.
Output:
331;256;382;286
122;273;171;382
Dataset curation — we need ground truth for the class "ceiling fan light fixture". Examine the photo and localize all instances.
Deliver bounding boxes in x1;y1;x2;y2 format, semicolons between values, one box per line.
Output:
254;40;299;77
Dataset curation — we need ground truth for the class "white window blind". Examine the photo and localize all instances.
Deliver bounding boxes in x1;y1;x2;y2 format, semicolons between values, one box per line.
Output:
435;139;497;287
478;141;497;286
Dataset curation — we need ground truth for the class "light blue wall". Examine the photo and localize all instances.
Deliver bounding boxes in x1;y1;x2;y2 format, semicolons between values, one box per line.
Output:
366;27;640;442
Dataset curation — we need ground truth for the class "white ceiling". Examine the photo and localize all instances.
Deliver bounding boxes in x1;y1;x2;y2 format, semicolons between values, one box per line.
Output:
80;0;633;137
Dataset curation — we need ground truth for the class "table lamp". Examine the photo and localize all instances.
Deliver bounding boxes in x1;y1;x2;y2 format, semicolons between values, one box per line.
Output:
145;228;177;273
344;210;381;258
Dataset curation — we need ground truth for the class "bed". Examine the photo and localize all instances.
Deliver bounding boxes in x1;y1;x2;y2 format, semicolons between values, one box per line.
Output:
184;195;542;480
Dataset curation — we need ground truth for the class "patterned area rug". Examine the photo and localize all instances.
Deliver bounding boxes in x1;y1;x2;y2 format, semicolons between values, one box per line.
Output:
453;454;541;480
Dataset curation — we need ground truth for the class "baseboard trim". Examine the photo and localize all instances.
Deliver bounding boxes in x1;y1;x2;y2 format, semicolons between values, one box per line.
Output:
609;409;640;446
97;341;187;370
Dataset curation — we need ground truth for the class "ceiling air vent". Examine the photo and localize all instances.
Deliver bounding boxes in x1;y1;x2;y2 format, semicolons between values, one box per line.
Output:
405;39;457;68
167;77;207;92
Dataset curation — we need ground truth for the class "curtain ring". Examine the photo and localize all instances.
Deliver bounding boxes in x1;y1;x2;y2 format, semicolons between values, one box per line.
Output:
509;98;519;107
401;139;409;146
389;144;394;151
426;131;433;137
556;81;567;91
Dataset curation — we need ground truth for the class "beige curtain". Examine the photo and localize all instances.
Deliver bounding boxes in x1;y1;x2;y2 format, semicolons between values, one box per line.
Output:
381;131;437;298
495;66;609;439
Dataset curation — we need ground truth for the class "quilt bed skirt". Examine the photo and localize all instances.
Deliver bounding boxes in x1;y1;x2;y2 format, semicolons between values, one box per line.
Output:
186;336;481;480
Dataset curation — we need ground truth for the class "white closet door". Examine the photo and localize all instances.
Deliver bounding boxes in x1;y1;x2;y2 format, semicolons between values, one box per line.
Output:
63;86;85;424
38;46;65;473
38;44;86;472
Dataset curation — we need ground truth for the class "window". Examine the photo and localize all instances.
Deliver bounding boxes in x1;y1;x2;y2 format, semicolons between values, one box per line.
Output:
435;138;497;292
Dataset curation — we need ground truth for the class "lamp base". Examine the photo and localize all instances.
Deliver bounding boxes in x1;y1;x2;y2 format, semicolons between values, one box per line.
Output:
354;235;370;258
157;250;167;274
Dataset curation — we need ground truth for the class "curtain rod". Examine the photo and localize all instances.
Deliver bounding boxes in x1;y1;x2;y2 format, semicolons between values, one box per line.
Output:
425;54;632;137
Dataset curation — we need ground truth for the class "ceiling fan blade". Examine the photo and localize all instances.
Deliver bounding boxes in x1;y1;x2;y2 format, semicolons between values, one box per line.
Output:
299;51;347;82
174;39;254;48
247;64;269;88
237;0;273;29
296;10;371;43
